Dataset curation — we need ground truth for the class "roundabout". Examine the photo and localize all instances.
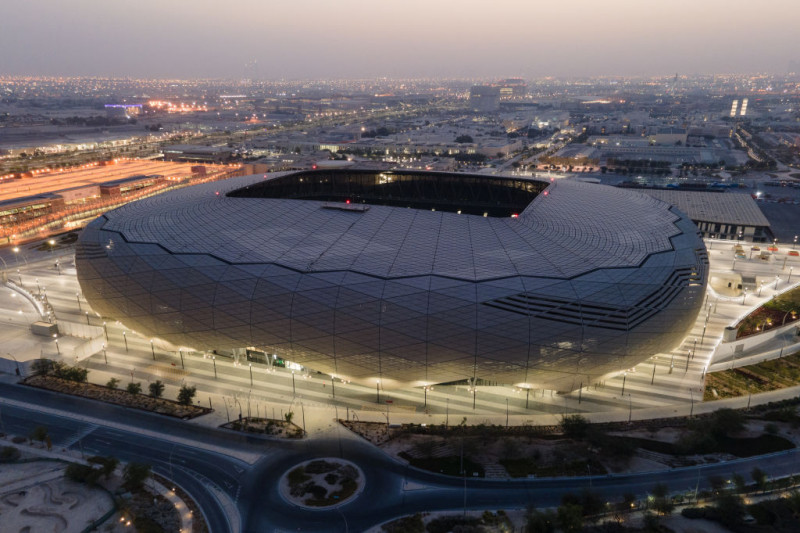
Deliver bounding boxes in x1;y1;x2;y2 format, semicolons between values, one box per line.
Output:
279;458;364;509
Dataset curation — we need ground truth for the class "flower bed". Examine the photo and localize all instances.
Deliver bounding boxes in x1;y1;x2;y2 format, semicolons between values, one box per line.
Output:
24;375;209;419
220;417;303;439
736;287;799;339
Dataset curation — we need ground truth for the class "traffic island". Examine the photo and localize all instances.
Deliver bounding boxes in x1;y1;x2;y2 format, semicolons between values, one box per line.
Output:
23;374;210;419
280;459;363;509
220;417;304;439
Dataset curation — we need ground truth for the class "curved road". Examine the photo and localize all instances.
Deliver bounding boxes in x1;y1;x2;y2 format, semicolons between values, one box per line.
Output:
1;381;798;533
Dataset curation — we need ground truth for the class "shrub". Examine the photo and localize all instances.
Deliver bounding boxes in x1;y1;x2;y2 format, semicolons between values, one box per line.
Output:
177;385;196;406
106;377;120;389
287;467;310;486
126;382;142;395
305;460;337;474
65;463;100;485
122;462;151;491
148;380;165;398
560;414;590;439
680;507;706;519
382;513;424;533
0;446;20;462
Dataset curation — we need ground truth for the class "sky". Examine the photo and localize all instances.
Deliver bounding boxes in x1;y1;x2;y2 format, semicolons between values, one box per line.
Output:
1;0;799;80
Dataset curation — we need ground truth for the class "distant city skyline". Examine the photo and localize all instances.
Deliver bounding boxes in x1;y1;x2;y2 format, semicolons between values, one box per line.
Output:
2;0;799;80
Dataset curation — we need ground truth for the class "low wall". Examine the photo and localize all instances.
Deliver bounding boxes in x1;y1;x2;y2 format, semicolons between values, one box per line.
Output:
56;321;103;340
715;321;800;359
709;339;800;373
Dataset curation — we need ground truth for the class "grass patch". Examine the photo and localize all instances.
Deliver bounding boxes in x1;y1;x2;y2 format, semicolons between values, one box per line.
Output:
399;453;485;477
705;351;800;400
499;457;606;478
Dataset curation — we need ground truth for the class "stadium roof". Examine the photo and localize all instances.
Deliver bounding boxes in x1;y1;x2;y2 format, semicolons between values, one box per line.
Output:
99;170;684;282
641;190;770;227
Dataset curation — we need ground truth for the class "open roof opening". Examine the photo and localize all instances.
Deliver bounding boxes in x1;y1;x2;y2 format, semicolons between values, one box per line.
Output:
227;169;547;217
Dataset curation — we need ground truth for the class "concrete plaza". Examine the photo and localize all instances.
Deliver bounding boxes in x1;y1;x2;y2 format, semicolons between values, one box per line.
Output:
1;235;799;433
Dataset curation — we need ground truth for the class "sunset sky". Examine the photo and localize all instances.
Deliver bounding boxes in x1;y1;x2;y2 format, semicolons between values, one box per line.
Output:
2;0;798;79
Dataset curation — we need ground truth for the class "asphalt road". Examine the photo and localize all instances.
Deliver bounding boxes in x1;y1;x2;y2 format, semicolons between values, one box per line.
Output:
2;381;800;533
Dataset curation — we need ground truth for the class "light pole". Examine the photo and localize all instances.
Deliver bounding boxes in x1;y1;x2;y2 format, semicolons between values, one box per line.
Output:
794;235;798;250
376;379;380;403
55;337;60;355
331;375;335;398
103;322;108;341
249;363;253;387
76;292;82;313
628;394;632;424
790;267;794;284
742;288;748;305
212;356;217;379
179;350;184;369
506;398;509;427
692;338;697;359
775;275;780;290
102;343;107;364
669;352;674;374
621;372;627;396
651;360;656;385
292;371;296;396
85;311;90;325
150;340;155;361
122;331;128;352
758;281;764;297
689;388;694;417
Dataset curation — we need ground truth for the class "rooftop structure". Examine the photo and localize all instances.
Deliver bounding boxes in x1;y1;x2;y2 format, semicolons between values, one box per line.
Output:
641;189;773;242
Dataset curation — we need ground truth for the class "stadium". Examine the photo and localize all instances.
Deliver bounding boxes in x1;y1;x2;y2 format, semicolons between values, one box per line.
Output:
75;169;708;392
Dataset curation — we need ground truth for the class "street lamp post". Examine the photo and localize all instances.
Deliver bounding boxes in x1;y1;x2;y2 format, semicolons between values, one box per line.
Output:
249;363;253;387
621;372;627;396
85;311;90;325
627;393;632;423
103;322;108;341
55;338;60;355
692;338;697;359
292;371;296;396
759;282;764;297
331;376;335;398
742;288;748;305
102;343;107;364
179;350;184;369
775;275;780;290
76;293;82;313
212;356;217;379
150;340;155;361
669;353;674;374
122;331;128;352
375;379;380;403
789;267;794;284
689;388;694;417
651;360;656;385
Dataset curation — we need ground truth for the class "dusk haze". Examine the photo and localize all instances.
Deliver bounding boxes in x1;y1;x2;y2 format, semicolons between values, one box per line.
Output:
1;1;800;532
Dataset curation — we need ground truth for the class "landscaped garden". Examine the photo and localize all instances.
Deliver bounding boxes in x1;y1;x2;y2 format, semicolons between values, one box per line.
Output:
24;360;209;419
281;459;362;508
221;415;304;439
736;285;799;339
705;352;800;400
